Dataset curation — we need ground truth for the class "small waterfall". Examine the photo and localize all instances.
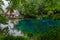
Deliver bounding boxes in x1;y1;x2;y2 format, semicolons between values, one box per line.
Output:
0;20;24;36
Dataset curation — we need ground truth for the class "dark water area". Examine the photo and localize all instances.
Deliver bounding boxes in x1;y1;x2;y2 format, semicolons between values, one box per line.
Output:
16;19;60;34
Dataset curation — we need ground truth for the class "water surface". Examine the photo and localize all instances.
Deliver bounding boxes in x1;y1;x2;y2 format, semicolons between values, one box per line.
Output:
16;19;60;34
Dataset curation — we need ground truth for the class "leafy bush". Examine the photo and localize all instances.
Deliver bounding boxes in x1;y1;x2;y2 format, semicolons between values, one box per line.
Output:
0;14;8;24
36;27;60;40
0;36;29;40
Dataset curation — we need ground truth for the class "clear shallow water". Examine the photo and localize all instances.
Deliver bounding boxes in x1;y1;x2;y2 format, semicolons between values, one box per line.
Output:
16;19;60;34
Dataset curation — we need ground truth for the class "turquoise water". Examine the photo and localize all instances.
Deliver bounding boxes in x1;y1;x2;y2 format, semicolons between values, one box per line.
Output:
16;19;60;34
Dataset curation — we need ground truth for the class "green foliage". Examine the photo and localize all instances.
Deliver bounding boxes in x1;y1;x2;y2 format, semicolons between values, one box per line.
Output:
35;27;60;40
0;14;8;24
6;0;60;19
0;0;4;6
20;0;40;16
6;0;20;10
0;36;30;40
53;14;60;20
7;0;40;17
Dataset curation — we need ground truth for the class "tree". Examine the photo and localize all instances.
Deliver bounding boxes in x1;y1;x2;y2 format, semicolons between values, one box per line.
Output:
6;0;41;18
6;0;60;19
